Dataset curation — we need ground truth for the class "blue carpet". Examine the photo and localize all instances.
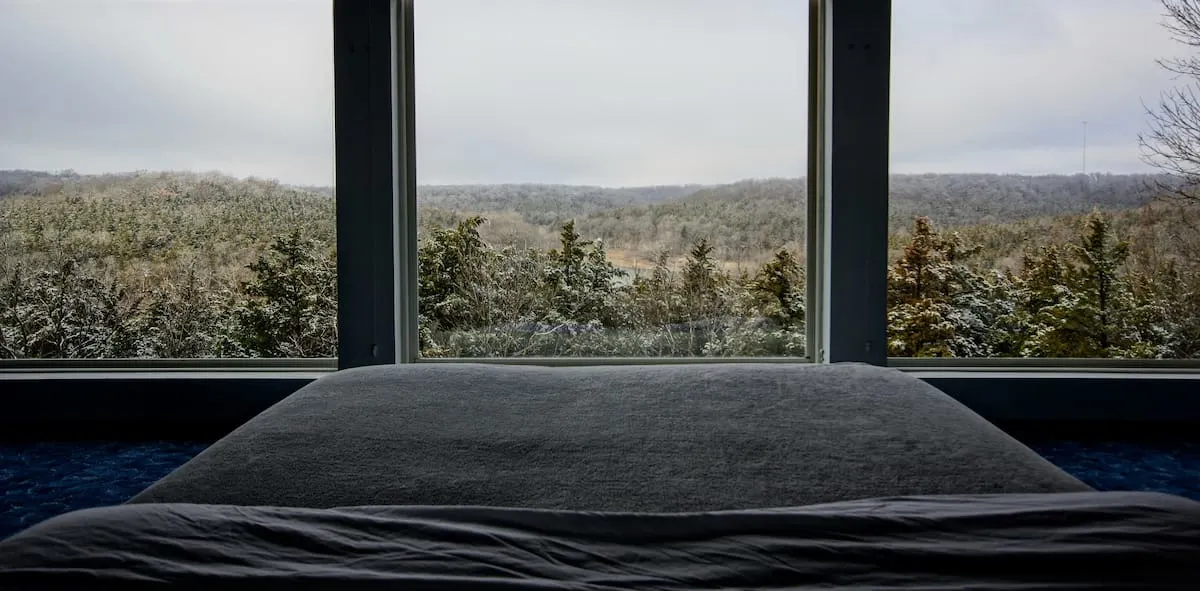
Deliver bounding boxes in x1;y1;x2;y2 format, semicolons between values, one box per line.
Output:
1;439;1198;540
0;441;209;539
1027;440;1200;501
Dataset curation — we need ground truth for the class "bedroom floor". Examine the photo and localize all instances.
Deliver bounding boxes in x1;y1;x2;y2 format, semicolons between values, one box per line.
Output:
1;439;1198;540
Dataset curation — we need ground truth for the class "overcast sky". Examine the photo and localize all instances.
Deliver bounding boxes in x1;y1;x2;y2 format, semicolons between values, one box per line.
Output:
0;0;1187;186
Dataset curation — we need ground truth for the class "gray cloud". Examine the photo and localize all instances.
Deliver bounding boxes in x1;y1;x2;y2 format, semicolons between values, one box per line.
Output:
890;0;1180;175
414;0;808;185
0;0;333;184
0;0;1185;186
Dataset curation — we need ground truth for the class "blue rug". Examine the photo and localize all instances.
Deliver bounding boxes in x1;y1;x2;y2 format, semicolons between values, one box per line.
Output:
0;442;209;539
2;439;1198;540
1027;440;1200;501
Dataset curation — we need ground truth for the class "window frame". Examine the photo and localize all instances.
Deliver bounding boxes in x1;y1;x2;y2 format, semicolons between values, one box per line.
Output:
402;0;826;365
2;0;1199;438
335;0;406;369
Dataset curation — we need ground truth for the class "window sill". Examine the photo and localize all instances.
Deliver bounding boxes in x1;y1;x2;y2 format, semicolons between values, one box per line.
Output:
0;358;338;372
889;357;1200;372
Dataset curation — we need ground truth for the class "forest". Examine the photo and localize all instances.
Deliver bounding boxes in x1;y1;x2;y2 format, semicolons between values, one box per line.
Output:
1;169;1199;359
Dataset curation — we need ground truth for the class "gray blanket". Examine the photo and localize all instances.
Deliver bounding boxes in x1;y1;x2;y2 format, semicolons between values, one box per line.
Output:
130;363;1088;510
2;492;1197;589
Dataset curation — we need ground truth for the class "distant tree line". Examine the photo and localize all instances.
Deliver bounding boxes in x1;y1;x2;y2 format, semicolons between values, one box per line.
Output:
3;171;1200;359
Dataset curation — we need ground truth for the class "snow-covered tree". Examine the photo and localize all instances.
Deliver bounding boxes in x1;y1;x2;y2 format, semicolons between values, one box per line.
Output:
233;231;337;357
886;217;998;357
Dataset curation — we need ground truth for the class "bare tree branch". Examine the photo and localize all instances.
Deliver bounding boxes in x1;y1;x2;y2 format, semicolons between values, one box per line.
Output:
1139;0;1200;227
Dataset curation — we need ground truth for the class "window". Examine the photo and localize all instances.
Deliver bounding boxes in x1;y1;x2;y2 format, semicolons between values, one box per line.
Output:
0;0;336;360
3;0;1196;429
888;0;1200;360
413;0;810;358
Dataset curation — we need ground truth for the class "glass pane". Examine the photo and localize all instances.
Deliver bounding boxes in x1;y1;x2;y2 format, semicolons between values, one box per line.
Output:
415;0;809;358
0;0;335;359
888;0;1200;359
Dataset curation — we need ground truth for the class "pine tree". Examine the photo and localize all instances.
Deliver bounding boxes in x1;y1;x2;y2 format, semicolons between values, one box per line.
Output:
1018;245;1071;313
887;217;964;356
1020;212;1137;358
543;220;622;327
681;238;722;320
234;231;337;357
886;216;1008;357
1124;260;1185;358
139;265;223;357
630;250;678;326
0;260;140;358
890;217;943;302
746;248;805;327
418;216;490;331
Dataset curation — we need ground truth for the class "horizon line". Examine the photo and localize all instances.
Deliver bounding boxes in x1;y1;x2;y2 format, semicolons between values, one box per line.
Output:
0;168;1172;191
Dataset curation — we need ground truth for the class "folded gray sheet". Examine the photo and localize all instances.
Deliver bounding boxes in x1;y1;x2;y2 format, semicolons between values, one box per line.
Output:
4;492;1197;589
130;363;1089;510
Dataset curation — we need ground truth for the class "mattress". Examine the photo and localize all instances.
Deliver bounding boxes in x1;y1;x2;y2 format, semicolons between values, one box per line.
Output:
129;363;1090;510
4;492;1197;588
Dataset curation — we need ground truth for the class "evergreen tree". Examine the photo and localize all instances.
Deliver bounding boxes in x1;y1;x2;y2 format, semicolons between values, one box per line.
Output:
681;238;722;320
138;265;223;358
543;220;623;327
887;217;954;356
234;231;337;357
1075;213;1132;352
549;220;585;281
746;248;805;327
0;260;140;358
1020;212;1138;358
630;250;679;326
418;216;491;331
1124;260;1186;358
887;298;957;357
890;217;944;302
1017;245;1072;313
886;216;1018;357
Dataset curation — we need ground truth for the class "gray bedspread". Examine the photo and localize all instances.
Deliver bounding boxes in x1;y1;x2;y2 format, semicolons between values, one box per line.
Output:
130;363;1088;510
2;492;1197;589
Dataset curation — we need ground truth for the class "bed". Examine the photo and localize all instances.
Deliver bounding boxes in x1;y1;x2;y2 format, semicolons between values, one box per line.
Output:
1;491;1197;588
3;363;1197;588
126;362;1090;510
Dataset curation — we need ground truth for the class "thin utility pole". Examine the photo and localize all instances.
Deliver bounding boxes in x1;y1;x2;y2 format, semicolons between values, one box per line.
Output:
1082;120;1089;177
